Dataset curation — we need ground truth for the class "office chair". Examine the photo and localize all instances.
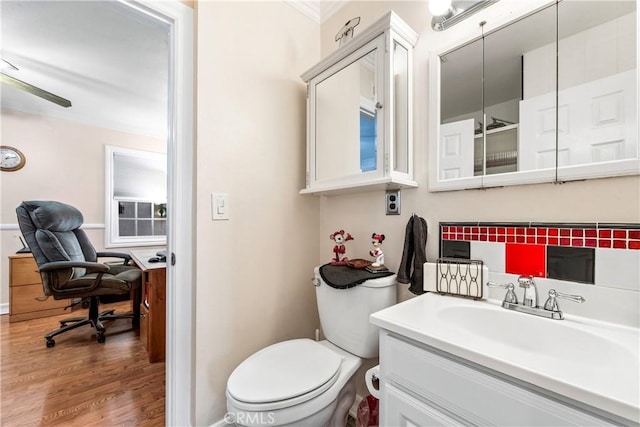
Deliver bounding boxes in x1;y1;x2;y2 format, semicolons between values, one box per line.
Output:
16;201;142;347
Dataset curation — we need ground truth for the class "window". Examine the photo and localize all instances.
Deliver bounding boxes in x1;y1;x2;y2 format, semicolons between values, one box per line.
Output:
105;145;167;247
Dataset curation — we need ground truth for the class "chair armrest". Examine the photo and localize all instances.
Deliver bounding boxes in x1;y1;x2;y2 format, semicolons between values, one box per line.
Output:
96;252;132;265
39;261;110;273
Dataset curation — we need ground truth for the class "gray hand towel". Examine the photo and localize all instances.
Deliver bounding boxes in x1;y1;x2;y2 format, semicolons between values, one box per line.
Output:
397;214;427;295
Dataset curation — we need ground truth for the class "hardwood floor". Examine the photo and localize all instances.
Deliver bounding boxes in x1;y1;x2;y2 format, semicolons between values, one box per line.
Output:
0;302;165;426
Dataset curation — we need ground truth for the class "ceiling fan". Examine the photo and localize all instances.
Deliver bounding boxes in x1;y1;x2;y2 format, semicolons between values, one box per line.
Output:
1;58;72;108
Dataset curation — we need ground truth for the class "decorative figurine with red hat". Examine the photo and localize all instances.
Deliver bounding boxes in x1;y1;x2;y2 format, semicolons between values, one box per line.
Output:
329;229;354;265
369;233;386;269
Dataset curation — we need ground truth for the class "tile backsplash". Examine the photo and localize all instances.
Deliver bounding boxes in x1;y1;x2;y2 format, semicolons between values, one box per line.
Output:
440;222;640;291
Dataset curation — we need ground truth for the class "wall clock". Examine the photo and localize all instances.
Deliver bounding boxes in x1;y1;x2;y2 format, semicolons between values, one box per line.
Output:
0;146;26;171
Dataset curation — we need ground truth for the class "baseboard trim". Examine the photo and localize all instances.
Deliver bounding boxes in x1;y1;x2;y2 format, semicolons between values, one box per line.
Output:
0;303;9;315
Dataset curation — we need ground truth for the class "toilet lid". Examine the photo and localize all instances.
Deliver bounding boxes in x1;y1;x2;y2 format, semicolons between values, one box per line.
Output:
227;339;342;405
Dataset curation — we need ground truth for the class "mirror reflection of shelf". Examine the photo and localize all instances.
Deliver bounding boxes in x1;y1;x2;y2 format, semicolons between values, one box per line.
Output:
474;124;518;175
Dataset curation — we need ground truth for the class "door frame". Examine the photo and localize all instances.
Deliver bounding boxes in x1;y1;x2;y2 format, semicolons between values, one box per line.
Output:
119;1;195;425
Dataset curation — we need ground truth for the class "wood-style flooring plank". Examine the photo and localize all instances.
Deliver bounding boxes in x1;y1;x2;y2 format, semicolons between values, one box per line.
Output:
0;302;165;426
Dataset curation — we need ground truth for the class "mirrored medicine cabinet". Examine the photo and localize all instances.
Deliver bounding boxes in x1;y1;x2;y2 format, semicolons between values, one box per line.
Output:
301;12;418;195
429;0;638;191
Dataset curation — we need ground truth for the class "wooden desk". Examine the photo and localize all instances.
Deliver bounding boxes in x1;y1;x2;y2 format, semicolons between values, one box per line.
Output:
130;249;166;363
8;254;70;322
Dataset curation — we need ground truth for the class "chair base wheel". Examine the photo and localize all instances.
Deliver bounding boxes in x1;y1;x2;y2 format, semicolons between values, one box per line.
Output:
97;333;106;343
46;339;55;348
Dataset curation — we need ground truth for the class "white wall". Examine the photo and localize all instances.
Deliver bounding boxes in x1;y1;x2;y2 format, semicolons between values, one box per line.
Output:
0;109;165;309
195;2;320;424
319;0;640;400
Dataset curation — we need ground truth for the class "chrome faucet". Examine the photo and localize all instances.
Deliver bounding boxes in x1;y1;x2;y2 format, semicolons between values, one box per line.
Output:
518;275;538;307
487;278;585;320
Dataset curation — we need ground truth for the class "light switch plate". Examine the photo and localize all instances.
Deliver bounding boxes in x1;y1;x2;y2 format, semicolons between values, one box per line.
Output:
211;192;229;220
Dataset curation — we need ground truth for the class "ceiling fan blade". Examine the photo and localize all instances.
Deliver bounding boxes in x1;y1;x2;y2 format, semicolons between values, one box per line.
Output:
1;72;72;108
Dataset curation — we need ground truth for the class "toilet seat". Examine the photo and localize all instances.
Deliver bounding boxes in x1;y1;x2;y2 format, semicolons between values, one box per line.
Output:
227;339;343;411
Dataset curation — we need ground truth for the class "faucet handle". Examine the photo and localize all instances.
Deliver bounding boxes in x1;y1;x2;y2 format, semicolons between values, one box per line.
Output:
543;289;585;314
487;282;518;304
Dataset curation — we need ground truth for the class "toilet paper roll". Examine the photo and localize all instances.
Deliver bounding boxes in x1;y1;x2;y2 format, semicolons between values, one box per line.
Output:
365;365;380;399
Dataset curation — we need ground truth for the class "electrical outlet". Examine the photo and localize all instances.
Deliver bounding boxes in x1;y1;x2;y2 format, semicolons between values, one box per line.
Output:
385;190;400;215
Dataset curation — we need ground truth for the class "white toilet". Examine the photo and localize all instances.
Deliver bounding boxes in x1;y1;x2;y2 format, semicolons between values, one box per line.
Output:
226;266;397;427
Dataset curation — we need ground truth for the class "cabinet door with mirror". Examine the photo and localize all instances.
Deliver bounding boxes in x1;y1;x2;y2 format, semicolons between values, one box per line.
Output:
302;12;418;195
430;0;637;191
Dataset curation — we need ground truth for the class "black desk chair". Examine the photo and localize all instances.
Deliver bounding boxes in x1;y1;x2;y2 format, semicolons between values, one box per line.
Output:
16;201;142;347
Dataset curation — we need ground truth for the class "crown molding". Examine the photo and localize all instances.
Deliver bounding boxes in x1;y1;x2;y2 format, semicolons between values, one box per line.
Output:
285;0;348;25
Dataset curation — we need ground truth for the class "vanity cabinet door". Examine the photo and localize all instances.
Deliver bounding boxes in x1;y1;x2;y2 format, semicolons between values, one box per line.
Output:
379;332;616;426
383;384;464;427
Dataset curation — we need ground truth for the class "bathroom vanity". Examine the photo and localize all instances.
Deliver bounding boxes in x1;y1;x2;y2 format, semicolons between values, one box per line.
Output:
370;293;639;426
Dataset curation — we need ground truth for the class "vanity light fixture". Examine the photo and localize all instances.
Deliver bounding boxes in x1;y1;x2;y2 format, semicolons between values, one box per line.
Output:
430;0;498;31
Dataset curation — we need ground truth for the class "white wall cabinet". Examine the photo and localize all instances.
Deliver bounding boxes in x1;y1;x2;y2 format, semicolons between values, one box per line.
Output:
300;12;418;195
379;332;624;426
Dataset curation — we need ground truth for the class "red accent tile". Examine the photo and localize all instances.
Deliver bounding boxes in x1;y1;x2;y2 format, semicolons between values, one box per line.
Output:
472;227;479;233
497;235;506;242
560;229;571;237
613;240;627;249
516;236;525;243
480;227;487;233
585;229;597;238
464;234;471;240
443;233;449;240
480;235;487;241
572;229;583;237
489;235;497;242
507;235;515;243
629;241;640;250
599;229;612;238
537;237;547;245
585;239;597;247
548;228;558;237
516;227;525;235
537;228;547;236
548;237;559;245
527;236;536;244
497;227;505;234
630;230;640;240
507;228;515;235
614;230;627;239
598;239;612;248
456;233;463;240
571;238;583;247
471;234;478;241
526;228;535;236
489;227;497;235
560;238;571;246
456;226;463;233
505;243;546;278
442;226;449;233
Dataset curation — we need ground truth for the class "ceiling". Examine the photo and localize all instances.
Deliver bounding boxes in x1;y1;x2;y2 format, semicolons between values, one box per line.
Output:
1;1;170;138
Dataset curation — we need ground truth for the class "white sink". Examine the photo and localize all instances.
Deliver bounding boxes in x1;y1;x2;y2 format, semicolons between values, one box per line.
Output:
370;293;640;423
438;303;637;367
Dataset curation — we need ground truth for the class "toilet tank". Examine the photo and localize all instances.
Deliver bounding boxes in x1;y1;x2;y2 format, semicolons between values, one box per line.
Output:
314;266;397;359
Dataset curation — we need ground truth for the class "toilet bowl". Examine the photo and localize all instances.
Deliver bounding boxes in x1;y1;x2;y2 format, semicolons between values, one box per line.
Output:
226;340;361;427
226;267;397;427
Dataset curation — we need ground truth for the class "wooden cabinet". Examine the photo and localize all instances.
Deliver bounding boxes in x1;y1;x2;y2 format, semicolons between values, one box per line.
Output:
130;249;166;363
8;254;69;322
